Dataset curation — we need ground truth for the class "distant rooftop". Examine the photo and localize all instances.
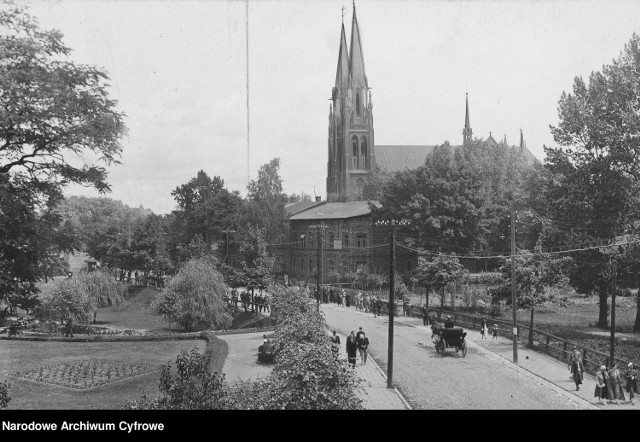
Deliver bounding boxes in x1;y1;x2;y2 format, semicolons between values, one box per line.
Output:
289;201;380;221
285;200;325;217
375;145;436;172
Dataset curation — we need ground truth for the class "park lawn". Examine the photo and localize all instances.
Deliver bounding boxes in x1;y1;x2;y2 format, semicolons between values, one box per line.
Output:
95;286;166;331
0;339;207;409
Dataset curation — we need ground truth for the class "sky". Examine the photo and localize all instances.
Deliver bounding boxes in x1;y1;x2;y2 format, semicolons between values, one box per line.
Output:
12;0;640;214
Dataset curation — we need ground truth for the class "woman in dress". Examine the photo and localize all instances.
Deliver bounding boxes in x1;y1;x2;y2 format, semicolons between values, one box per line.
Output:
625;362;638;405
594;365;610;405
480;318;488;340
330;330;341;360
608;363;626;404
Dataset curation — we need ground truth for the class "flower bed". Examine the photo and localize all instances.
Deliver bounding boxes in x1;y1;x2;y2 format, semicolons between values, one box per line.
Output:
9;358;157;390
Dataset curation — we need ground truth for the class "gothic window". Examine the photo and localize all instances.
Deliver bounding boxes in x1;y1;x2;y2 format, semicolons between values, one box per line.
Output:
356;91;361;117
360;136;368;169
351;136;358;168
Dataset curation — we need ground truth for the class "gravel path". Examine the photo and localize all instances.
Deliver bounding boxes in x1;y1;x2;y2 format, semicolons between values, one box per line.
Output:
322;305;587;409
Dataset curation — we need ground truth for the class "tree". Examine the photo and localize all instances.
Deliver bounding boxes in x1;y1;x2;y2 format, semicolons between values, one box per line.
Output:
239;226;274;297
491;250;561;347
241;158;288;245
411;254;467;307
542;34;640;328
0;6;125;313
171;171;241;252
0;380;9;409
153;258;232;332
126;347;227;410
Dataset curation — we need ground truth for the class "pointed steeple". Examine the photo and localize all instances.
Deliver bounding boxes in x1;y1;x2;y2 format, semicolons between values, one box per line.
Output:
349;1;368;88
520;129;525;153
334;22;349;91
503;134;507;146
463;93;473;145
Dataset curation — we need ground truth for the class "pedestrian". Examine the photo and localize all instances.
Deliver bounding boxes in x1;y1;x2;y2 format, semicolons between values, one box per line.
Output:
337;290;343;307
608;363;626;404
346;331;358;369
263;294;270;313
375;296;383;317
595;365;610;405
65;316;74;338
569;350;584;391
422;305;429;326
356;326;365;340
329;287;335;304
625;362;638;405
345;292;351;309
330;330;341;361
403;297;410;316
491;324;498;340
568;348;580;380
480;317;488;340
356;292;363;311
357;332;370;365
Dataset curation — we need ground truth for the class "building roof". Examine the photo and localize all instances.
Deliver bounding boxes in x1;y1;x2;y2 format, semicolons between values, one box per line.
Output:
285;200;325;217
289;200;379;221
375;145;437;172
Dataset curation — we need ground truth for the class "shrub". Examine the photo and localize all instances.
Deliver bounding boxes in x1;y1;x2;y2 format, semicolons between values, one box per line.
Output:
126;347;226;410
152;258;232;332
0;380;10;408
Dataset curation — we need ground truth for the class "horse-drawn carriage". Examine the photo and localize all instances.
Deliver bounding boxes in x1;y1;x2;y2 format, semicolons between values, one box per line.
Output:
431;324;468;357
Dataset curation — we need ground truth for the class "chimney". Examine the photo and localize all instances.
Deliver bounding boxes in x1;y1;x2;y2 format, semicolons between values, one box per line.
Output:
315;196;321;202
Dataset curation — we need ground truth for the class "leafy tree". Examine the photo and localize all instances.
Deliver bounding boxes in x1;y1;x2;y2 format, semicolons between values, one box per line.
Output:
241;158;288;245
126;347;227;410
153;258;232;332
239;226;274;296
542;33;640;328
0;6;125;313
371;144;485;254
171;171;241;252
411;254;467;307
491;250;564;346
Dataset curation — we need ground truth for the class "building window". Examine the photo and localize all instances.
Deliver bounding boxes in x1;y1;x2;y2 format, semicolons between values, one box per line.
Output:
360;136;367;169
352;136;358;168
356;91;361;117
356;233;367;249
342;233;349;248
300;234;306;248
328;232;335;249
309;232;314;248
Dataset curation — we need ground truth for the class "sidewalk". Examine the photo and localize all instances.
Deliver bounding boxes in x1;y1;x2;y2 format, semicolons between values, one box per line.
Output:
325;303;633;410
333;331;411;410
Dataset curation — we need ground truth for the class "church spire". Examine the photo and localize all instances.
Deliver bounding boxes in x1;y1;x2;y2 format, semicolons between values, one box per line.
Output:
520;128;525;152
334;22;349;91
349;1;367;88
463;93;473;145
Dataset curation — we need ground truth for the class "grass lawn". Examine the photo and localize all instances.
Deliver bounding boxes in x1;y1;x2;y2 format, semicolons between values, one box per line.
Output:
94;285;166;331
0;339;208;409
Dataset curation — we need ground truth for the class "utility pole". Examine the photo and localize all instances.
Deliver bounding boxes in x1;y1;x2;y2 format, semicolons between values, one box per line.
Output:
610;259;617;367
316;226;321;312
388;222;395;389
511;208;518;364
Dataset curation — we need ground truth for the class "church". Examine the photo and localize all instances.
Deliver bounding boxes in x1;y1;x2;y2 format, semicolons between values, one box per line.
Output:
271;4;537;284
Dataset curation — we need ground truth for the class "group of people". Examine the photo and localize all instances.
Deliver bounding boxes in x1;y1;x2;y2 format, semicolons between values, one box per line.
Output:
331;326;370;368
310;286;386;317
229;288;270;314
592;359;638;405
479;317;499;340
258;334;274;363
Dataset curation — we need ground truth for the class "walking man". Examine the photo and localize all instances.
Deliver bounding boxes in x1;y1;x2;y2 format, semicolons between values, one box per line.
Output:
569;349;584;391
65;316;74;338
422;305;429;326
357;331;370;365
625;362;637;405
330;330;341;361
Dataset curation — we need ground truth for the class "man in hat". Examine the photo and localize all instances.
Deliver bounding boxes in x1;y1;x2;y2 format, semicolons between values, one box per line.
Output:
444;315;454;329
625;362;637;405
569;349;584;391
356;326;365;341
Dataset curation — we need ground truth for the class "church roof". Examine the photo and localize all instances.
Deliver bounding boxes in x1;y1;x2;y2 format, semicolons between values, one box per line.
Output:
375;145;437;172
290;201;379;221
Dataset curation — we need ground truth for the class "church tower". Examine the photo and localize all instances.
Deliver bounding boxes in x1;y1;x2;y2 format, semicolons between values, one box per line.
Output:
462;93;473;145
327;3;375;202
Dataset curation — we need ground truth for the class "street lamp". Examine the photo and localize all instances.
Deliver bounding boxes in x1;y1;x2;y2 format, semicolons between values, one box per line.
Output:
374;218;410;389
309;223;329;311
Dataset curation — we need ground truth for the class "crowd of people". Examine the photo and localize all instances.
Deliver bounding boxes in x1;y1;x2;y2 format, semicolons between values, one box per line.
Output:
227;287;270;314
308;285;389;318
586;352;638;405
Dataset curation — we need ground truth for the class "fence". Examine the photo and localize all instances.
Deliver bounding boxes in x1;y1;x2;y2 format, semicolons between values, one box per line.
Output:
422;307;639;375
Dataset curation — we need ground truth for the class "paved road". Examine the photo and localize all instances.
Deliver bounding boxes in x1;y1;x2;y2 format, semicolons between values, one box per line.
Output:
322;305;589;409
219;332;274;383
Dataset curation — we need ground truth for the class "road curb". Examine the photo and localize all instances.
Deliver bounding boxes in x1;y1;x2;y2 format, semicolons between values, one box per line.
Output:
366;354;413;410
466;340;598;410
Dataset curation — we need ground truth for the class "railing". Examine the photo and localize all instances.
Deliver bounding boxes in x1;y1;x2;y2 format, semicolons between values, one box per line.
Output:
421;307;638;375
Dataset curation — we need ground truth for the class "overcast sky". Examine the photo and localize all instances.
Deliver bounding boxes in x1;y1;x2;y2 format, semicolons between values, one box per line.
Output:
14;0;640;214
